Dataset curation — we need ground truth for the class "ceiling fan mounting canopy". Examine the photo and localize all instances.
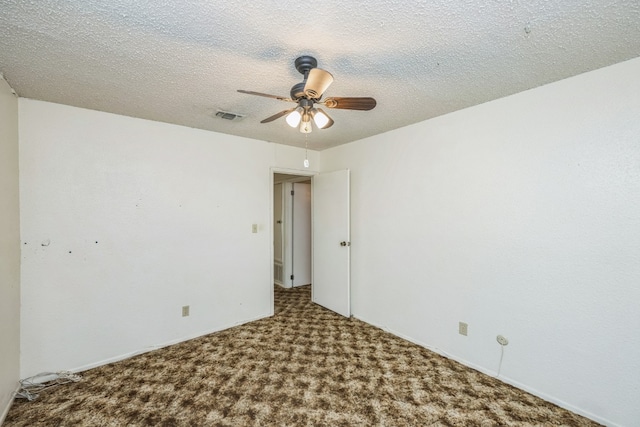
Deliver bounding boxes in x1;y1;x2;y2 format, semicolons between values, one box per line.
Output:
237;55;376;132
294;55;318;76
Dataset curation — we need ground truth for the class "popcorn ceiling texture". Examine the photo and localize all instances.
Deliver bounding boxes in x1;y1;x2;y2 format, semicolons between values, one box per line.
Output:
0;0;638;150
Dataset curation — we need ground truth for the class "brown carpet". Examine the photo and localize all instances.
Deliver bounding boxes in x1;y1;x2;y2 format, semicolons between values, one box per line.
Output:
5;285;599;426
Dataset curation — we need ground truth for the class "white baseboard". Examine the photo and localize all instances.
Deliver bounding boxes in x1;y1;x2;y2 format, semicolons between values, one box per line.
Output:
0;384;20;425
352;314;616;427
59;313;271;376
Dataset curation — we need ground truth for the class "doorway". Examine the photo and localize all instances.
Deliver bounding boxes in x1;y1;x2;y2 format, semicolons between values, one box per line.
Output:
273;173;312;289
270;168;351;318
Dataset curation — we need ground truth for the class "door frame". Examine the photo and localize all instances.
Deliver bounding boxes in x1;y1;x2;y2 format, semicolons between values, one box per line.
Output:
269;167;316;315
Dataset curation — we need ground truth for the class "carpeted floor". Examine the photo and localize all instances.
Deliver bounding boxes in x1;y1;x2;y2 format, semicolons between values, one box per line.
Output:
5;285;599;426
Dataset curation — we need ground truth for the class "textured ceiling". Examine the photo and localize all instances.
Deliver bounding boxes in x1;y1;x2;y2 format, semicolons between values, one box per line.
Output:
1;1;639;150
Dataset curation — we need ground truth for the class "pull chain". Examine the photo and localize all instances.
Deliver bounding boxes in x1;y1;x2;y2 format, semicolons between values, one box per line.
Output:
304;133;309;168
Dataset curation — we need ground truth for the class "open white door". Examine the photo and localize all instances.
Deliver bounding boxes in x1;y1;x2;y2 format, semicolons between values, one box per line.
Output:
312;169;350;317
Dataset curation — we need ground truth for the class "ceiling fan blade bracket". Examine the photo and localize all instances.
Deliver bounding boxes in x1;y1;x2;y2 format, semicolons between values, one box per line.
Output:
323;97;377;111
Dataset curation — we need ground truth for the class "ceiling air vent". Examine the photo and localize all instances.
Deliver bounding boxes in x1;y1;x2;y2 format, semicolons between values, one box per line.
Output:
215;110;244;121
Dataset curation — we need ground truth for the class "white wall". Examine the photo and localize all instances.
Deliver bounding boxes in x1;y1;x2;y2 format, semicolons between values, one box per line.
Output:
18;100;318;377
0;76;20;422
321;57;640;427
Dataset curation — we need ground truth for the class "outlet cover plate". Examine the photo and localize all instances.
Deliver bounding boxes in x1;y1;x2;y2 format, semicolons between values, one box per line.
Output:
459;322;468;336
497;335;509;345
182;305;190;317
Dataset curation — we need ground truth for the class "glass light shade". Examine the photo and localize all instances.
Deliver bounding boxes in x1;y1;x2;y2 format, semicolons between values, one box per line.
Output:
286;108;302;127
299;119;312;133
312;109;330;128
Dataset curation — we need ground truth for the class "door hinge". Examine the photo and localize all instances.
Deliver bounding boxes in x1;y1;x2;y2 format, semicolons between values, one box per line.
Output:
290;274;294;280
291;190;294;195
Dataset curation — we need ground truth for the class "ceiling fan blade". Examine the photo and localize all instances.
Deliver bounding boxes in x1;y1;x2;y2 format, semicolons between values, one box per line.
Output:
315;108;334;129
303;68;334;99
237;90;294;102
260;108;295;123
322;97;377;111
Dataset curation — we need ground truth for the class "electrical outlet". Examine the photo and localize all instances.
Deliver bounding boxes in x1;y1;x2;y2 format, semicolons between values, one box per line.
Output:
497;335;509;346
182;305;190;317
459;322;468;336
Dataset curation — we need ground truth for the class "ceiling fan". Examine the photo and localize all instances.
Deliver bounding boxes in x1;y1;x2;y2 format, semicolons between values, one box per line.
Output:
238;56;376;133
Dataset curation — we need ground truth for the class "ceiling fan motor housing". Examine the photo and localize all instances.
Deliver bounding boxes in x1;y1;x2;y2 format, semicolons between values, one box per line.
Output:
290;82;306;100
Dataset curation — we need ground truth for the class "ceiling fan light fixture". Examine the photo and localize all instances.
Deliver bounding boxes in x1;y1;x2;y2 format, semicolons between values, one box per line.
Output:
311;108;331;129
299;116;312;133
237;56;376;132
286;107;303;127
